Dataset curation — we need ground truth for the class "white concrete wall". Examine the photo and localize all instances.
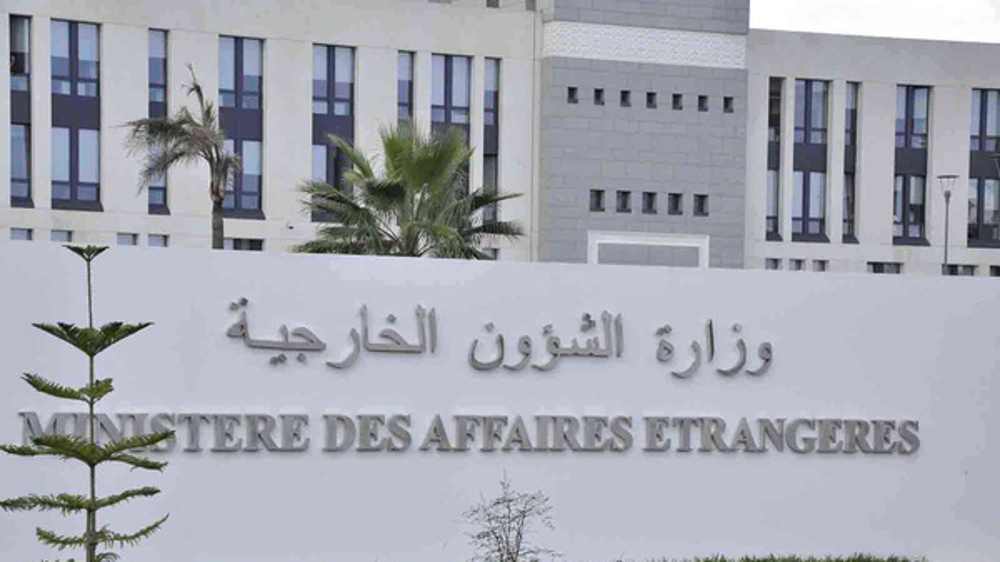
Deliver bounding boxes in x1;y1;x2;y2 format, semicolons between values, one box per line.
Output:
0;244;998;561
0;0;538;257
745;30;1000;275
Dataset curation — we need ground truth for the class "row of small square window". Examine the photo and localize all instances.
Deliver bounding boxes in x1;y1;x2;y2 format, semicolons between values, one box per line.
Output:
765;259;1000;276
764;258;828;272
9;229;265;251
568;88;735;113
589;190;709;216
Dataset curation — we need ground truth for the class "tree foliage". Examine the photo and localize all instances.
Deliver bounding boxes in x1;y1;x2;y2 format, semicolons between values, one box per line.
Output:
464;474;559;562
0;245;174;562
125;66;241;249
297;122;523;258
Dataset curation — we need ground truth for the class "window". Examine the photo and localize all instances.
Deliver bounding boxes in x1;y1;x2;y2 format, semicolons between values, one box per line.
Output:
766;170;779;238
672;93;683;111
50;230;72;243
485;248;499;260
594;88;605;106
812;260;828;272
116;233;138;246
868;262;902;274
896;86;929;149
642;192;657;214
971;89;999;152
893;175;926;240
149;169;167;213
397;52;414;120
484;58;500;127
698;95;708;112
11;124;31;206
694;194;709;216
432;54;471;127
792;171;826;237
991;266;1000;277
313;45;354;116
10;16;30;91
224;238;263;251
223;139;262;212
11;228;32;241
52;127;101;208
220;36;262;109
589;189;605;212
483;154;499;223
789;259;805;271
487;0;500;7
149;234;169;247
768;78;783;142
968;178;1000;245
646;92;657;109
52;21;99;97
149;30;167;113
846;82;859;147
764;258;781;270
843;173;856;241
620;90;631;107
616;191;632;213
794;80;828;144
723;96;734;114
483;58;501;223
944;264;976;277
668;193;683;215
567;87;578;104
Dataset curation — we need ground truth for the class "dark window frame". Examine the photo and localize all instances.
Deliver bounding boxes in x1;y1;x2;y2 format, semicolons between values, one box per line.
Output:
868;262;902;274
693;194;709;216
843;172;857;243
971;88;999;152
431;53;471;129
398;51;414;120
10;15;31;92
667;193;683;216
792;171;826;240
620;90;631;108
697;95;708;112
968;177;1000;247
51;126;102;212
723;96;734;114
220;36;263;110
148;29;167;115
641;191;657;214
768;78;783;142
615;190;632;213
567;86;578;104
594;88;605;106
893;174;927;243
794;79;828;145
313;44;354;117
896;85;930;149
646;92;657;109
589;189;606;213
10;123;32;207
222;138;263;216
672;93;683;111
766;169;780;240
51;20;100;99
845;81;860;147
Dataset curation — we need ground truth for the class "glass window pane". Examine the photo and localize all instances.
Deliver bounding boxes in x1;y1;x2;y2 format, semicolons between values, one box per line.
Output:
432;55;445;106
913;87;929;134
52;127;70;183
809;172;826;219
11;16;30;54
150;30;166;59
398;52;412;81
219;37;235;90
987;91;999;137
11;124;29;180
910;175;925;205
78;185;98;201
794;80;806;132
243;39;262;80
335;47;353;85
485;58;499;92
895;86;906;135
243;140;261;178
52;20;70;58
971;90;982;139
79;129;100;184
985;179;1000;226
313;45;328;99
766;170;779;216
312;145;326;183
969;179;980;227
893;175;904;226
810;81;827;131
452;56;470;108
792;171;804;220
78;23;99;80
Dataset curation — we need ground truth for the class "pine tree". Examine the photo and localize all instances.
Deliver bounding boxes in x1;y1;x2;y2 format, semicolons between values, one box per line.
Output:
0;245;175;562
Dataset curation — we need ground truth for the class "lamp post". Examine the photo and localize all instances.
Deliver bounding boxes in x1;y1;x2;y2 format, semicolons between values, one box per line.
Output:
936;174;958;275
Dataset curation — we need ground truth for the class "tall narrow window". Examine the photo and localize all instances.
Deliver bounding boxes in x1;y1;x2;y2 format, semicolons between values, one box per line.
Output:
51;21;101;97
431;54;471;134
896;86;930;149
10;124;31;206
794;79;828;144
10;16;30;92
968;177;1000;246
766;170;779;239
792;171;826;236
220;37;262;109
893;175;926;240
768;78;782;142
51;127;101;208
483;58;500;223
313;45;353;116
845;82;859;147
397;52;414;121
223;139;261;212
971;89;999;152
148;30;167;116
843;173;856;241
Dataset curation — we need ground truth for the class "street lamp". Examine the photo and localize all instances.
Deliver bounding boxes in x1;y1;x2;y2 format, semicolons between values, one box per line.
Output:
936;174;958;275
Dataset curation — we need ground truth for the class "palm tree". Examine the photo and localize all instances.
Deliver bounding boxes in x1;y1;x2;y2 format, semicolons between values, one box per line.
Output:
297;123;522;259
125;65;241;249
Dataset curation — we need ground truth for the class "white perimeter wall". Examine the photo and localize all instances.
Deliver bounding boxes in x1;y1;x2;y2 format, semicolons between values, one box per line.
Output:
0;243;998;561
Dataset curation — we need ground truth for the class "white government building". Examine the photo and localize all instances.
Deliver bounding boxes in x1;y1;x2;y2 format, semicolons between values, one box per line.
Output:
2;0;1000;276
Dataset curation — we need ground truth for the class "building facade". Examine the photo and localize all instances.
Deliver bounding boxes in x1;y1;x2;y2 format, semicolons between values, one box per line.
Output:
3;1;1000;276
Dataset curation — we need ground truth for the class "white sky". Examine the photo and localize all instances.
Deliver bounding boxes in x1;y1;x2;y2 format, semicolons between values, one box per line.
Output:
750;0;1000;43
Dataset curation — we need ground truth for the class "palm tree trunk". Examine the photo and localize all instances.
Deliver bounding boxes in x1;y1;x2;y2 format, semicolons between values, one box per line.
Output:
211;200;224;250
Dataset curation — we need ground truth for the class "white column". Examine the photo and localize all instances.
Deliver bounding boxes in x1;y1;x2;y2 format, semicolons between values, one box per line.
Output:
413;51;432;135
827;79;846;244
355;46;397;172
469;55;485;192
856;82;896;247
744;72;769;250
101;23;147;217
501;55;536;262
927;85;971;259
31;16;51;211
779;76;795;240
261;38;310;226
